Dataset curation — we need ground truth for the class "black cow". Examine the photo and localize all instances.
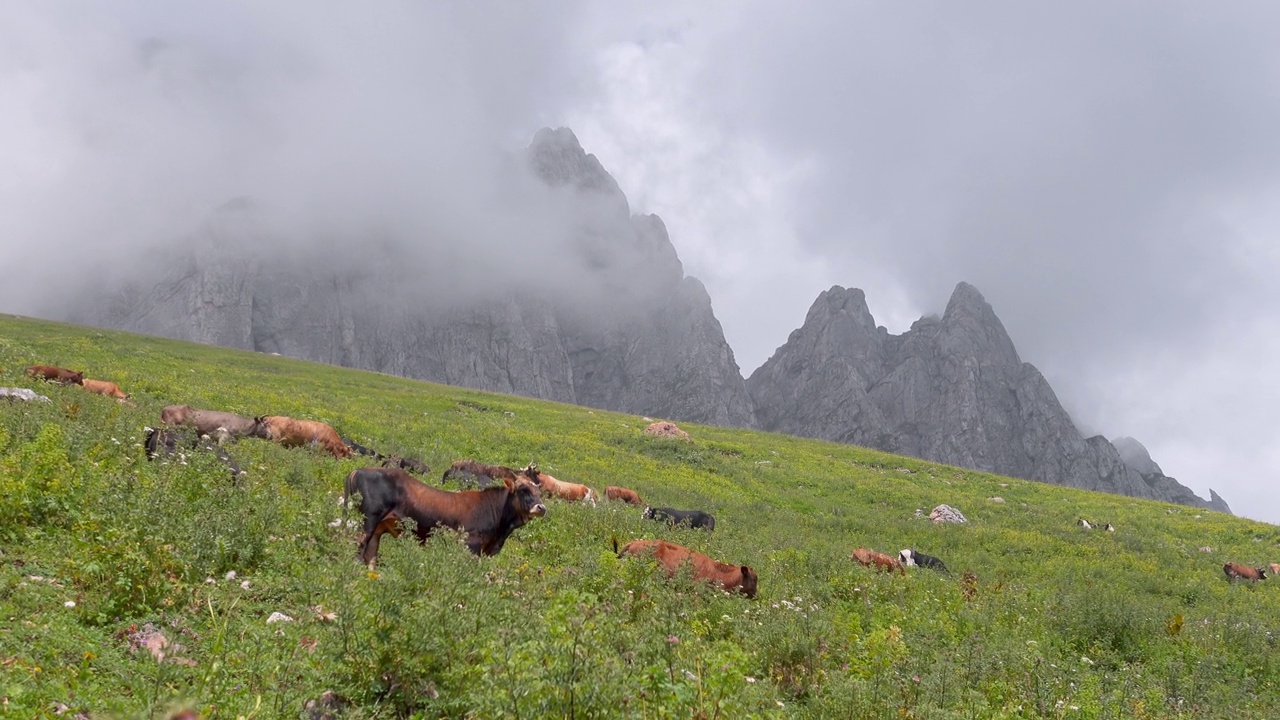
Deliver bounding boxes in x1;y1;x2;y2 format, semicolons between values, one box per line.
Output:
442;459;538;489
145;426;245;482
898;548;950;573
343;466;547;566
343;437;386;461
642;506;716;532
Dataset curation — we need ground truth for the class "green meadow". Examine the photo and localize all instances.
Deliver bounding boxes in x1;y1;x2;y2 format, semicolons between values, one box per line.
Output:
1;313;1278;719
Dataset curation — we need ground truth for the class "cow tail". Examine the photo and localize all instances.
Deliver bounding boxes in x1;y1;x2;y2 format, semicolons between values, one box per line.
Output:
611;536;620;556
342;470;356;527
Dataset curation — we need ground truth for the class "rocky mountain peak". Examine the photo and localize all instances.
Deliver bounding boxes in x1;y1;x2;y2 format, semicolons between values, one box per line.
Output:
1112;436;1163;476
747;281;1230;513
528;127;628;207
938;281;1021;367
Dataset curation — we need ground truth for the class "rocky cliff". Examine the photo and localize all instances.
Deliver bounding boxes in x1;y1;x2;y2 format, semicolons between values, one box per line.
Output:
80;129;755;427
746;282;1230;512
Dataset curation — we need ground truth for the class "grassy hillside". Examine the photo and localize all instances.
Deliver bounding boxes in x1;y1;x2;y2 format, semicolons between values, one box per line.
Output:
1;313;1278;719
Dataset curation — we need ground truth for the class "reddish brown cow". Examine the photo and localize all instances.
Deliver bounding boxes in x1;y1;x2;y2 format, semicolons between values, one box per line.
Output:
82;378;130;402
1224;562;1267;582
1270;562;1280;576
252;415;352;458
852;547;905;575
615;538;757;599
605;485;643;505
532;472;597;504
344;466;547;566
24;365;84;385
160;405;260;438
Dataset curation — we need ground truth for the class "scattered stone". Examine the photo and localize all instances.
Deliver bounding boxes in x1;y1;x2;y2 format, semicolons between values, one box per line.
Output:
1198;546;1213;553
929;505;967;524
644;421;689;440
0;387;50;402
267;612;294;624
988;496;1005;504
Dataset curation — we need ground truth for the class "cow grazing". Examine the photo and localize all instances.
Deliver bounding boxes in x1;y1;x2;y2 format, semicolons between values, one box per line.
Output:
343;466;547;565
442;459;531;489
605;486;643;505
1223;562;1267;582
899;548;950;573
1077;519;1094;529
1271;563;1280;576
145;426;245;482
852;547;905;575
24;365;84;385
252;415;352;458
614;538;757;599
82;378;130;402
531;471;597;504
161;405;259;438
642;506;716;532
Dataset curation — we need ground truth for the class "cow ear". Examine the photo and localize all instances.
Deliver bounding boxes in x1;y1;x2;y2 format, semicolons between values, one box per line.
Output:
503;476;516;491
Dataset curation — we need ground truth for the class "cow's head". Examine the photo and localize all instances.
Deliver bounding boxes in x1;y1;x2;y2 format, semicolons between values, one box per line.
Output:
249;416;272;439
898;549;915;566
504;475;547;520
641;507;654;519
737;566;759;599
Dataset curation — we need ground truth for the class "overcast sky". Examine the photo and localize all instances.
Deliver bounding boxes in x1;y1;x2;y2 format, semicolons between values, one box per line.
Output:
3;2;1278;522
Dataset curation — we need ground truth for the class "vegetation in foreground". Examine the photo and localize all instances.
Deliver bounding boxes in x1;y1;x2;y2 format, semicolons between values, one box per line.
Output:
1;314;1279;719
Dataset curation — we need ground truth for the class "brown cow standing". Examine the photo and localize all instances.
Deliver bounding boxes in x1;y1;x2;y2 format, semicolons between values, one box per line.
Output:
252;415;352;458
532;472;597;504
344;466;547;566
1224;562;1267;582
161;405;259;438
605;486;643;505
82;378;130;402
24;365;84;385
615;538;758;599
852;547;906;575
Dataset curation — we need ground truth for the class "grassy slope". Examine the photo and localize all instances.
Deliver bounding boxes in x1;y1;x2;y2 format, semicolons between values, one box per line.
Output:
0;313;1278;719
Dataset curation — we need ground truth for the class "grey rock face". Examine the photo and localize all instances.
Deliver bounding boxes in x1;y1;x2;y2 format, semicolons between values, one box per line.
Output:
1113;436;1163;476
79;128;754;427
747;282;1229;512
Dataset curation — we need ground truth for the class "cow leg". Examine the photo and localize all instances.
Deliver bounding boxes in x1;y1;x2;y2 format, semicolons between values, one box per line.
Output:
361;513;402;568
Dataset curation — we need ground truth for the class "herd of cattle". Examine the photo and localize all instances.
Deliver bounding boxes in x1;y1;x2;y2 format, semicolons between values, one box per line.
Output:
14;363;1278;599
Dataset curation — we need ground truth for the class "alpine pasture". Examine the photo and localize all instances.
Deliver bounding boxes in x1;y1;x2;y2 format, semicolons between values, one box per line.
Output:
1;314;1278;718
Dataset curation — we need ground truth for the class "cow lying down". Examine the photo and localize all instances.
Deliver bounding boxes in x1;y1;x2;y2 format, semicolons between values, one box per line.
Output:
144;427;245;482
642;506;715;531
614;538;757;599
342;437;430;476
899;549;950;573
1224;562;1267;582
344;466;547;566
852;547;905;575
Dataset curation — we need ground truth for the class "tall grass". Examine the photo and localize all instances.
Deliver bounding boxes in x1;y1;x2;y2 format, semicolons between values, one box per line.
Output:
1;314;1278;718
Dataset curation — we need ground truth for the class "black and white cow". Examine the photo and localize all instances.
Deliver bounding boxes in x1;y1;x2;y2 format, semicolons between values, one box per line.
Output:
898;548;950;573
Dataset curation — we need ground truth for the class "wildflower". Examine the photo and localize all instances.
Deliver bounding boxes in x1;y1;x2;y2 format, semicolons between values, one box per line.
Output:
1080;656;1094;666
64;601;75;608
745;676;757;684
225;570;237;581
666;635;680;645
776;700;785;708
240;580;251;590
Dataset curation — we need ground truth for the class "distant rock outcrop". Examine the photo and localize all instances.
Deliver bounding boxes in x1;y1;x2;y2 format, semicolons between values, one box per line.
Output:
77;129;755;428
747;282;1229;512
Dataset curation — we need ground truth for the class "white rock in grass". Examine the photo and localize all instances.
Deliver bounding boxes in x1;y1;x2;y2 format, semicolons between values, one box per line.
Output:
267;612;294;624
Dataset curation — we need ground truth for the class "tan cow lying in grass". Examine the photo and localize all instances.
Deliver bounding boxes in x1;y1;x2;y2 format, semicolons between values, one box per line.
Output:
531;471;597;504
852;547;905;575
615;538;757;599
1223;562;1266;582
82;378;131;403
161;404;259;438
605;485;643;505
252;415;352;458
